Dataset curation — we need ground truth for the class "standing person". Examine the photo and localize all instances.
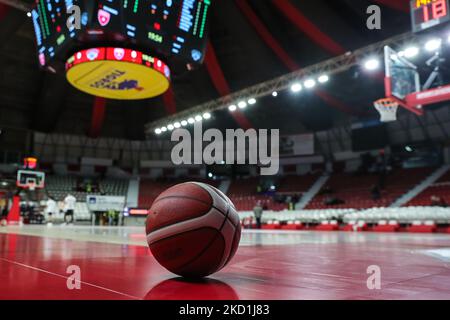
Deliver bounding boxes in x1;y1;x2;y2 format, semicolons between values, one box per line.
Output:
0;204;8;226
45;197;57;225
253;202;263;229
63;194;77;225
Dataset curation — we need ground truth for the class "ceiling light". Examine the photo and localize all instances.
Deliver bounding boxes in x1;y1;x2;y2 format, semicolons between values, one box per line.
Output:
195;115;203;122
304;79;316;89
248;98;257;105
238;101;247;109
188;118;195;124
203;112;211;120
161;127;167;132
27;12;32;18
425;38;442;52
228;105;237;112
174;122;181;129
291;83;302;93
364;58;380;71
403;46;419;58
181;120;188;126
155;128;162;135
318;75;329;83
272;91;278;97
167;124;174;131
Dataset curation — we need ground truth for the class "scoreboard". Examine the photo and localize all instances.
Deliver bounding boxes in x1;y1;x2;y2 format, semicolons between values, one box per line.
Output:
31;0;212;69
411;0;450;33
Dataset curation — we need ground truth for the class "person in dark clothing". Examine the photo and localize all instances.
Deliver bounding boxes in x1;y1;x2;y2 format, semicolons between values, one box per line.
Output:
371;184;381;200
253;202;263;229
324;196;345;206
431;195;448;207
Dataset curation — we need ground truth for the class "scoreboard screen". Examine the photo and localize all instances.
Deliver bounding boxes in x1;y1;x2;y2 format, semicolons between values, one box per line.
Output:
120;0;210;62
32;0;211;68
411;0;450;33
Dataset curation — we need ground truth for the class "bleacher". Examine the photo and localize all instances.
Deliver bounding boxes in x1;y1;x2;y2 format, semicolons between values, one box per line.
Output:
277;173;320;194
46;175;129;202
306;167;435;210
405;168;450;206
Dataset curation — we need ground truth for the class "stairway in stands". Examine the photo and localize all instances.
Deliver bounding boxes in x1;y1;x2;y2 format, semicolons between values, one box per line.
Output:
393;165;450;207
296;174;329;209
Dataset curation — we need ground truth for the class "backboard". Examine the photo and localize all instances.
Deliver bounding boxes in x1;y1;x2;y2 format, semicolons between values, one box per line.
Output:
384;46;423;115
384;45;450;116
16;170;45;190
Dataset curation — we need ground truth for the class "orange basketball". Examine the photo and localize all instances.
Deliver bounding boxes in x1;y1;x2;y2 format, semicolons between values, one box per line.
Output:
146;182;241;278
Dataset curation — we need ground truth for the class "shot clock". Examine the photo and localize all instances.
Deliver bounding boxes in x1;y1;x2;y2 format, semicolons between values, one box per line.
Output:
411;0;450;33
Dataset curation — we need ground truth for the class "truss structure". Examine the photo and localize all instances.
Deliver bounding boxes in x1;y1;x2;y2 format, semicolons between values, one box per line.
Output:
145;32;418;134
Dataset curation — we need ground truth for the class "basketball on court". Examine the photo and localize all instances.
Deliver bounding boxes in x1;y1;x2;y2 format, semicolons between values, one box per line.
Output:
146;182;241;278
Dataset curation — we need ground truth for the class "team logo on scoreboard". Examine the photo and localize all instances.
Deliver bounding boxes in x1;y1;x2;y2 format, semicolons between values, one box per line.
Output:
113;48;125;61
97;9;111;27
89;69;144;92
86;49;100;61
38;53;46;66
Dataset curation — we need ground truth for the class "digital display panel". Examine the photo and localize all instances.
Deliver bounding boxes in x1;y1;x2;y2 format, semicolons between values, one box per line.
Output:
32;0;211;68
411;0;450;33
31;0;81;68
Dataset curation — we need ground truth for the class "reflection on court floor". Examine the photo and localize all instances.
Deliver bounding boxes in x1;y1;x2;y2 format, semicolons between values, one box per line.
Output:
1;226;450;300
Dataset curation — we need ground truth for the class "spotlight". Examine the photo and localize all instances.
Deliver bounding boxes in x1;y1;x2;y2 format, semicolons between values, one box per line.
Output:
425;38;442;52
291;83;302;93
318;75;329;83
203;112;211;120
195;115;203;122
403;46;419;58
238;101;247;109
228;105;237;112
188;118;195;124
181;120;188;126
272;91;278;97
364;58;380;71
155;128;162;135
174;122;181;129
304;79;316;89
161;127;167;132
27;12;32;18
248;98;257;105
167;124;174;131
208;172;213;178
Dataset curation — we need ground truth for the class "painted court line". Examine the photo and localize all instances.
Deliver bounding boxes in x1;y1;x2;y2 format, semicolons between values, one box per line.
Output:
0;257;142;300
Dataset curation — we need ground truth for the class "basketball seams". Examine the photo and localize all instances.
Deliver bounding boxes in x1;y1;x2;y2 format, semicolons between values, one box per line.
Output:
195;182;239;228
154;182;213;206
148;226;218;248
174;205;231;275
147;208;225;245
223;227;240;268
153;195;228;217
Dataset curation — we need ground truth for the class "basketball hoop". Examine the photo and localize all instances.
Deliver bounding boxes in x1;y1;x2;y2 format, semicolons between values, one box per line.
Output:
374;98;399;123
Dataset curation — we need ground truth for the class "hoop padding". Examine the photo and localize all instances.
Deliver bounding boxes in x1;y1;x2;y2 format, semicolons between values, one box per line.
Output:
374;98;399;122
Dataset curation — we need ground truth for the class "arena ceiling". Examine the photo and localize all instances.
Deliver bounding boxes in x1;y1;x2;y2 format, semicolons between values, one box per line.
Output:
0;0;412;140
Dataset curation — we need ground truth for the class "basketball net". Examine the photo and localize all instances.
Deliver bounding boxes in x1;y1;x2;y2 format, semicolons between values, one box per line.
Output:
374;98;398;123
28;181;36;192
